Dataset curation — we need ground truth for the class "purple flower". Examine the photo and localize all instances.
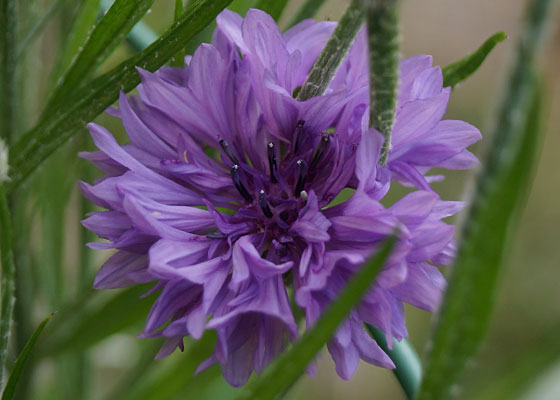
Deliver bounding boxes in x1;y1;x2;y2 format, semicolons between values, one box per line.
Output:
80;9;480;386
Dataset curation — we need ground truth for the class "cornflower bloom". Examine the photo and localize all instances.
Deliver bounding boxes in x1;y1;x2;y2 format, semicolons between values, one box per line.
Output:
80;9;480;386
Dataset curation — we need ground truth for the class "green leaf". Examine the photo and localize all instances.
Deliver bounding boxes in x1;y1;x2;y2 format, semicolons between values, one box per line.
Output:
1;314;54;400
236;236;397;400
288;0;327;28
46;0;156;112
0;0;17;143
52;0;101;78
7;0;233;192
118;333;218;400
171;0;186;66
418;1;553;398
0;183;15;386
442;31;507;88
362;0;401;165
38;284;156;357
297;2;363;101
254;0;289;21
366;324;422;400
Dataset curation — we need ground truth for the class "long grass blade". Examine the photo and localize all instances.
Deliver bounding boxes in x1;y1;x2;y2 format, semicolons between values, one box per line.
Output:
288;0;327;28
418;1;554;398
0;0;17;144
1;314;54;400
254;0;288;21
0;183;15;387
46;0;156;111
7;0;233;192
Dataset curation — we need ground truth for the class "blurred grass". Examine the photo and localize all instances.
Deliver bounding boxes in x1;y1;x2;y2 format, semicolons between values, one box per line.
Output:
7;0;560;399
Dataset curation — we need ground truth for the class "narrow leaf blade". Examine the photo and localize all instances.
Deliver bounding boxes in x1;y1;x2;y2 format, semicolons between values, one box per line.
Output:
118;333;218;400
38;285;156;357
288;0;327;28
1;314;54;400
236;236;397;400
7;0;233;192
51;0;101;81
254;0;289;21
0;183;15;387
47;0;156;110
442;31;507;88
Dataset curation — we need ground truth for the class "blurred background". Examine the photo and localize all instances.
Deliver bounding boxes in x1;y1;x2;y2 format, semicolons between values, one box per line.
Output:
9;0;560;399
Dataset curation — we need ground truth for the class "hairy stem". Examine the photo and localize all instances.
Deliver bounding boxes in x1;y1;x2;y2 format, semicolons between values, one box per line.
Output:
362;0;400;165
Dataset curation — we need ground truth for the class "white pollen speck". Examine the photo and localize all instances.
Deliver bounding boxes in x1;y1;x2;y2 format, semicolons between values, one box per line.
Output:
151;211;162;216
0;138;10;183
300;190;308;202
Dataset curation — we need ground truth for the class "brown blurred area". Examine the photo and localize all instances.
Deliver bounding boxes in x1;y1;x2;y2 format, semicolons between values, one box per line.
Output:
284;1;560;399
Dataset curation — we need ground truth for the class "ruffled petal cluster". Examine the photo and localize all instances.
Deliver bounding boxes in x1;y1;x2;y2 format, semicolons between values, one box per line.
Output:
80;9;480;386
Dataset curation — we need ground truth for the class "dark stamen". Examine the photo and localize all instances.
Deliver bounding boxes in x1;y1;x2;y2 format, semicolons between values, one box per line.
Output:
231;165;253;203
309;134;330;171
259;190;273;218
293;120;305;154
294;159;307;197
219;139;239;165
267;142;278;183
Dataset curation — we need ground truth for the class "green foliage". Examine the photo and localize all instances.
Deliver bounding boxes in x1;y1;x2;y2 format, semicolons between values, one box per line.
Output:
7;0;233;192
118;333;219;400
1;314;54;400
288;0;327;27
236;236;397;400
171;0;186;66
0;0;17;143
297;2;363;101
39;285;157;357
0;183;15;386
46;0;156;111
442;31;507;88
254;0;289;21
418;1;553;398
52;0;101;78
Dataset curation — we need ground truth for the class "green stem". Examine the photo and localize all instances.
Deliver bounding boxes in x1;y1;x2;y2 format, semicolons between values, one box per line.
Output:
362;0;400;165
0;183;16;388
0;0;17;144
366;324;421;399
297;2;363;101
